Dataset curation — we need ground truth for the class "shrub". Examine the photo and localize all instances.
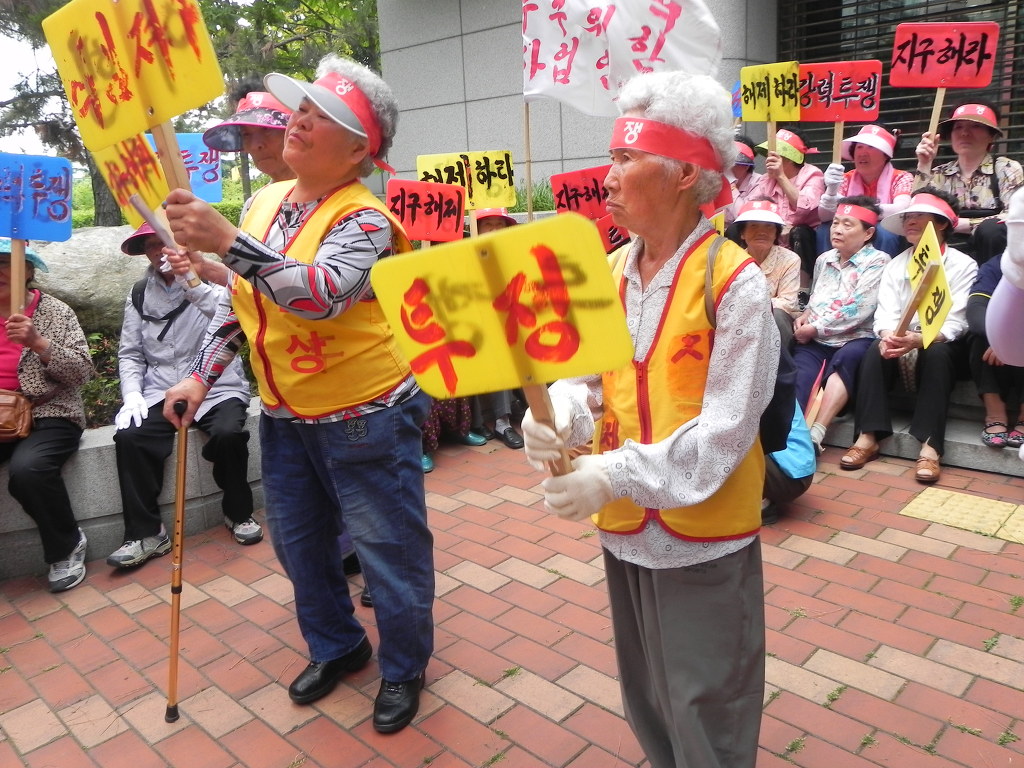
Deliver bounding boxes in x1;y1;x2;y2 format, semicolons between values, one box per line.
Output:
81;331;121;428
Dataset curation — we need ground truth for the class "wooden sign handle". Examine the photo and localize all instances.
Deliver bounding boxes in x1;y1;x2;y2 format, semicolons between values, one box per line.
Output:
927;87;947;137
767;120;777;153
522;384;572;476
151;121;192;192
9;239;26;315
832;122;845;166
894;262;938;336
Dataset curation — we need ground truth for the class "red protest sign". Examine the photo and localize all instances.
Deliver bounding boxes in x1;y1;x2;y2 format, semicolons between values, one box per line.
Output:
799;61;882;122
889;22;999;88
386;179;465;243
550;165;611;220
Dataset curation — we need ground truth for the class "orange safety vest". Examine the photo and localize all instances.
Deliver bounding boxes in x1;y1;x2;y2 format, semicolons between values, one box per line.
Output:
232;181;413;418
593;232;765;541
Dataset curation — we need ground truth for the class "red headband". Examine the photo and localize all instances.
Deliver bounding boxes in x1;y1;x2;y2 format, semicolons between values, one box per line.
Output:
834;203;878;226
734;141;755;161
315;71;384;158
611;117;731;212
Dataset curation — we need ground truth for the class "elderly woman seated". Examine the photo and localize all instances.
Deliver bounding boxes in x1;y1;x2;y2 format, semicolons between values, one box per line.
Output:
733;198;801;347
817;124;912;257
0;239;94;592
840;188;978;484
792;197;890;453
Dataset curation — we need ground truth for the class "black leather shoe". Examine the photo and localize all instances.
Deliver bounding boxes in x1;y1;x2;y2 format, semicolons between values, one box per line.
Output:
498;427;524;450
288;637;372;704
360;585;373;608
373;672;425;733
472;426;497;441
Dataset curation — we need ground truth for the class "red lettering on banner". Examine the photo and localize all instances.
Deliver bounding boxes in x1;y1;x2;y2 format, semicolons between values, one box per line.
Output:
400;278;477;394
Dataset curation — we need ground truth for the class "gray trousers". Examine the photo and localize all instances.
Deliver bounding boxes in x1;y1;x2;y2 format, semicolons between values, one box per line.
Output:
604;541;765;768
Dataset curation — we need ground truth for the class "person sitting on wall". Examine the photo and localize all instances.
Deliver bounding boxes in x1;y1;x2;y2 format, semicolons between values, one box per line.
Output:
107;224;260;570
914;99;1023;265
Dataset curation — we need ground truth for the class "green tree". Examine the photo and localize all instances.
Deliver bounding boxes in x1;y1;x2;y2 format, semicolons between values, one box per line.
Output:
0;0;379;223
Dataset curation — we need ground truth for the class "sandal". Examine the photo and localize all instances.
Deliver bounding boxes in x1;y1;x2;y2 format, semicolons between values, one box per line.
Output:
1008;422;1024;449
915;455;941;484
982;421;1009;448
840;444;879;470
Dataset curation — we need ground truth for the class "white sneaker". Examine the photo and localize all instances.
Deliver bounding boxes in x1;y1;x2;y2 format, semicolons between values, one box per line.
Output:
106;528;171;568
225;516;263;545
49;528;87;592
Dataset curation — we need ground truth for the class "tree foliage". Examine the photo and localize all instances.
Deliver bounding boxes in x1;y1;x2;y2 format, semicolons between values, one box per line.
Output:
0;0;380;224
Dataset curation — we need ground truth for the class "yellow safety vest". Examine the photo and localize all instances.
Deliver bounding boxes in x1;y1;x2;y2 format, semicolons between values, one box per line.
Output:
594;233;765;541
233;180;413;417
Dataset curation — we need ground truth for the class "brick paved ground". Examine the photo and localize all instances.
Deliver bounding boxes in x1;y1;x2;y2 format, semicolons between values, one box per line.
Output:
1;440;1023;767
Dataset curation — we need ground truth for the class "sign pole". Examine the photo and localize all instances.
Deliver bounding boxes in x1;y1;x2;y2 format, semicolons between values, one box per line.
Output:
927;87;947;137
832;122;845;165
894;262;938;336
9;239;25;315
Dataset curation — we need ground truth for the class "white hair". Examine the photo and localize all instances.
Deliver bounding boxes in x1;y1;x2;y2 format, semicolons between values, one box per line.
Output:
617;71;734;205
316;54;398;177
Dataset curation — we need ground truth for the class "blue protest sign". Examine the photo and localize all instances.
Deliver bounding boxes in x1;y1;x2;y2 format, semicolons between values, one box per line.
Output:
146;133;223;203
0;153;73;242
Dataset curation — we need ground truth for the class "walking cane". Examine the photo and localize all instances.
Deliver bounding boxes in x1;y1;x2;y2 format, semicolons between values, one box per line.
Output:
165;400;188;723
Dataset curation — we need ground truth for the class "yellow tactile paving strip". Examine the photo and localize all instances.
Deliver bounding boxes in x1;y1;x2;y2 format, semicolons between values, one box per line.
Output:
901;487;1024;543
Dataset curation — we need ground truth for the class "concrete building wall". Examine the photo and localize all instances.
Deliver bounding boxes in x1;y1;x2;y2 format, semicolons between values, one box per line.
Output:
376;0;778;188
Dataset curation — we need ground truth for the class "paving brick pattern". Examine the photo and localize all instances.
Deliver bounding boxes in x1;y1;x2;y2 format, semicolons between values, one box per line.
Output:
2;442;1024;766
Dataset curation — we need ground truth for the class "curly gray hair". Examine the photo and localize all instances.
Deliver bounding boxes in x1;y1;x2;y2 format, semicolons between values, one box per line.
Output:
616;71;733;206
316;55;399;177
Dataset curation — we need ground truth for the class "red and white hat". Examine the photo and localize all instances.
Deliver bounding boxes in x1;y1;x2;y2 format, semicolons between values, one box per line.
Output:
938;103;1003;139
880;193;959;235
734;200;785;226
842;124;898;161
202;92;292;152
733;141;756;167
475;208;517;227
264;70;395;174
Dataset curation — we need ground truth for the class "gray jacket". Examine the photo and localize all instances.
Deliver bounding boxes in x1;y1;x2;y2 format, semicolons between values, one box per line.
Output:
118;269;250;420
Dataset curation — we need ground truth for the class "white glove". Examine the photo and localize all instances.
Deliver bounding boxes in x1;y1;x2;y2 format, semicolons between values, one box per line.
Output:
823;163;845;195
160;254;197;287
541;454;614;521
522;395;573;472
1003;190;1024;291
115;392;149;430
818;193;839;213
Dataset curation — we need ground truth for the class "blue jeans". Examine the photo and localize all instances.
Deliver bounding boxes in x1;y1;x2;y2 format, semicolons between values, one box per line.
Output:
260;390;433;682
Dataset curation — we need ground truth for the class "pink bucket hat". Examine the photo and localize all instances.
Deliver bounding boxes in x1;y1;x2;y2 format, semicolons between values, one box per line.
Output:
202;92;292;152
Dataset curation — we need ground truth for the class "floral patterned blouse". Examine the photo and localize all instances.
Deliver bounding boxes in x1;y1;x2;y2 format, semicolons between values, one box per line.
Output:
804;245;890;347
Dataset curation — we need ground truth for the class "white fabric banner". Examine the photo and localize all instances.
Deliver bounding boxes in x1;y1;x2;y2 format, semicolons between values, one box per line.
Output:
523;1;722;117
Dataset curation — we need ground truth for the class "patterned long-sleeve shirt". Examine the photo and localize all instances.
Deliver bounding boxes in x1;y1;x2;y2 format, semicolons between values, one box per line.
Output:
916;153;1023;216
189;192;417;420
805;245;890;346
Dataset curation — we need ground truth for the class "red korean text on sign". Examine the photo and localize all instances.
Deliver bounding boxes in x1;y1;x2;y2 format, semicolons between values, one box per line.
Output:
798;61;882;122
889;22;999;89
386;179;465;243
492;244;580;364
401;278;477;396
103;135;164;206
550;165;611;219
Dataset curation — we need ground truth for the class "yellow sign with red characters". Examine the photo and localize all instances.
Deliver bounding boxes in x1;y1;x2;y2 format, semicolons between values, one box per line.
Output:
92;134;167;228
416;151;517;210
739;61;801;122
42;0;223;151
370;213;634;398
906;221;951;348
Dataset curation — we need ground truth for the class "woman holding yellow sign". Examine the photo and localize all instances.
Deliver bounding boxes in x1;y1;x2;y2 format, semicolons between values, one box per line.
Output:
841;189;978;484
523;71;778;768
162;55;433;734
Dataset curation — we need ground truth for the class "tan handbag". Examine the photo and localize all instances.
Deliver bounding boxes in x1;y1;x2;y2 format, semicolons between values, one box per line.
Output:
0;389;33;441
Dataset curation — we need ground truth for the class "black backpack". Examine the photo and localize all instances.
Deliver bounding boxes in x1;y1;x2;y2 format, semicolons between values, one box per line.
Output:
703;236;796;454
130;277;190;342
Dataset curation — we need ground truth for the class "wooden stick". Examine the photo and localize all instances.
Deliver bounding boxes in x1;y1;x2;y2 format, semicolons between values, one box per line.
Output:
927;87;947;137
832;122;845;166
523;102;534;224
767;120;777;153
803;359;827;422
522;384;572;476
128;195;200;288
164;400;189;723
894;262;938;336
9;239;26;315
150;121;192;191
805;387;825;428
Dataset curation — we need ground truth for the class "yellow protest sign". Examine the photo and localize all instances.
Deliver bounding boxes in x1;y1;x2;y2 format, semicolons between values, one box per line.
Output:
93;134;168;228
370;213;634;399
740;61;801;122
905;221;951;348
42;0;223;151
416;151;517;210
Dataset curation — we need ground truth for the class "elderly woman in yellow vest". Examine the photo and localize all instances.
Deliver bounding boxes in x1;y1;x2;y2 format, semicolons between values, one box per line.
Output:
162;55;433;735
522;71;778;768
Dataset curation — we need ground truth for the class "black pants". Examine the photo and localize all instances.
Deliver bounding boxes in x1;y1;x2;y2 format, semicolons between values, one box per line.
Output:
854;338;969;456
114;399;252;540
0;417;83;564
